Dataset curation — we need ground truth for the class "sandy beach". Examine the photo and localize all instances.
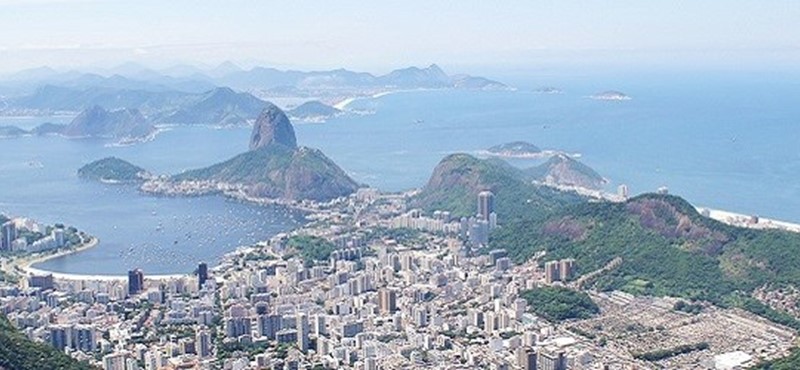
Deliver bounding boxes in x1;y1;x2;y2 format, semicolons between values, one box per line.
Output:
11;237;189;282
699;207;800;233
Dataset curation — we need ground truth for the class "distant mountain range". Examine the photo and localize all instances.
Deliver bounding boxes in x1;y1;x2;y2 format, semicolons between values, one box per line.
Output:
0;63;509;115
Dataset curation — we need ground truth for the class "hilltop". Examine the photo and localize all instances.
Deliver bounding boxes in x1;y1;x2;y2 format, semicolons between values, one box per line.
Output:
167;105;358;202
158;87;268;126
412;153;584;218
78;157;149;183
62;106;155;140
491;193;800;324
526;154;607;190
287;101;341;122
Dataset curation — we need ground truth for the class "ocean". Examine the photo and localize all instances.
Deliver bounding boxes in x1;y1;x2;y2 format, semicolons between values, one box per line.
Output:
1;69;798;275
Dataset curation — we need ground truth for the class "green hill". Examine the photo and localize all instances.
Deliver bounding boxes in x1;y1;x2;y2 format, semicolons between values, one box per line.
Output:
491;194;800;309
0;315;95;370
172;144;359;201
78;157;148;183
412;153;584;219
525;154;607;190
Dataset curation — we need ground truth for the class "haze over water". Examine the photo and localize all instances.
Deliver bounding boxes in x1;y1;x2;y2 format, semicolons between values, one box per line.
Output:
1;70;798;275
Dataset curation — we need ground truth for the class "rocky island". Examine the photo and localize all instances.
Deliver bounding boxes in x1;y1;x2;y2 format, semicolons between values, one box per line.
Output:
143;105;360;202
485;141;542;158
287;101;342;123
78;157;150;183
533;86;563;94
590;90;632;101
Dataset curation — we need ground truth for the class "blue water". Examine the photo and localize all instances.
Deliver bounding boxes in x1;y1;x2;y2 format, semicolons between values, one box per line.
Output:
296;71;800;223
0;126;304;275
1;70;799;274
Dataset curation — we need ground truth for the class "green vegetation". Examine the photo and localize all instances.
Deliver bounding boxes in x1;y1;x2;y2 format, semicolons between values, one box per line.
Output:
673;300;704;315
520;286;599;322
751;348;800;369
492;194;800;315
78;157;147;182
487;141;541;155
287;235;336;266
365;227;426;246
0;315;95;370
634;342;709;362
413;153;583;218
172;144;359;201
525;154;606;190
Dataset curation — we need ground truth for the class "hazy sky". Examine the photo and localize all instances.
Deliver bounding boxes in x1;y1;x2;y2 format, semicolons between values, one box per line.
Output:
0;0;798;73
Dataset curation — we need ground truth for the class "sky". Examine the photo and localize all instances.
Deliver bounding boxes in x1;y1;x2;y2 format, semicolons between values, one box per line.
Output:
0;0;798;74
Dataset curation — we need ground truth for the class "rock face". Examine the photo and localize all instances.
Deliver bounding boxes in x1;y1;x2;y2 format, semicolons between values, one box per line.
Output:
249;105;297;150
170;105;358;201
63;105;155;139
526;154;607;190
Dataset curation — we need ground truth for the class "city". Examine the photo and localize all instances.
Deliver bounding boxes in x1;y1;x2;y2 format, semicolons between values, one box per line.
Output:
1;187;796;370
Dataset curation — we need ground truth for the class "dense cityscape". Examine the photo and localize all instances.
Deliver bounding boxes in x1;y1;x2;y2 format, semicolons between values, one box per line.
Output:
1;186;797;370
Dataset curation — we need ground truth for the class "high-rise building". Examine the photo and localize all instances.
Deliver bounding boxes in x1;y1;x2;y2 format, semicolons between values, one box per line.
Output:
73;325;96;353
49;324;72;350
544;261;560;284
225;317;252;338
378;288;397;315
477;191;495;221
258;314;282;339
314;314;327;336
127;269;144;296
102;352;129;370
53;228;65;248
196;328;211;358
618;184;629;199
559;259;575;281
516;347;537;370
28;274;54;290
538;350;567;370
198;262;208;289
1;221;16;252
297;313;309;353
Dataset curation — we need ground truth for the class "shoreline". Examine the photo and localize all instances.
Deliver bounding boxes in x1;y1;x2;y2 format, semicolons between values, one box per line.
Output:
12;237;189;281
550;183;800;234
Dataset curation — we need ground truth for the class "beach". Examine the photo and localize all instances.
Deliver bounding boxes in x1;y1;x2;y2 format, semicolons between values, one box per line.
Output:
9;237;189;282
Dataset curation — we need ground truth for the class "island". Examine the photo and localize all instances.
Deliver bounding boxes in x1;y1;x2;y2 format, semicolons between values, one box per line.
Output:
484;141;542;158
590;90;632;101
78;157;150;183
142;105;360;202
533;86;563;94
62;105;156;141
287;101;342;123
0;125;29;138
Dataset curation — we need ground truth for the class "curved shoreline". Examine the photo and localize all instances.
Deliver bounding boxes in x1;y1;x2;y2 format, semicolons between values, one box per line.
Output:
16;237;189;281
